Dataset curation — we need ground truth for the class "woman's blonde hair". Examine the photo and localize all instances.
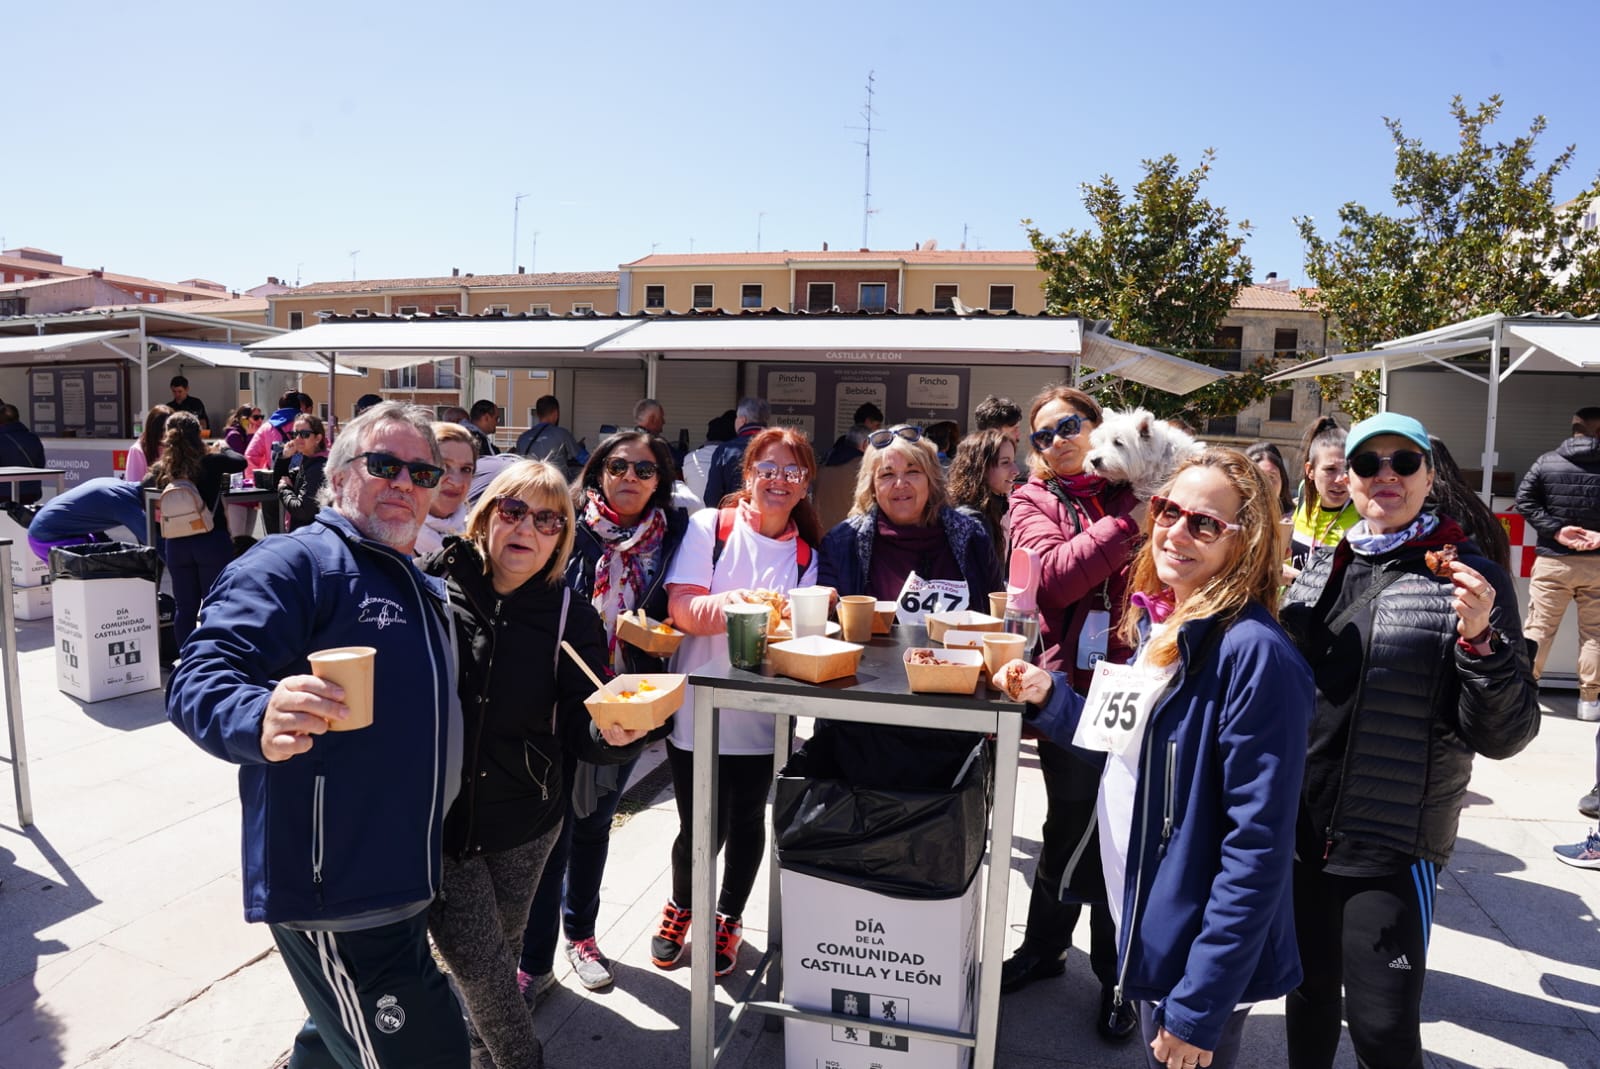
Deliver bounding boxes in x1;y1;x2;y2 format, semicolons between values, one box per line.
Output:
850;434;948;525
1118;448;1281;667
432;421;476;450
462;459;575;585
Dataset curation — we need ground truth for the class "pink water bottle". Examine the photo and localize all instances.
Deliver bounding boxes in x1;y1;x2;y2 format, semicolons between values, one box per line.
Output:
1003;547;1042;658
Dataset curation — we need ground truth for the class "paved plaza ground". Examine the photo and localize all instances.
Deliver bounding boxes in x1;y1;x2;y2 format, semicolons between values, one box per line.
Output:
3;610;1600;1068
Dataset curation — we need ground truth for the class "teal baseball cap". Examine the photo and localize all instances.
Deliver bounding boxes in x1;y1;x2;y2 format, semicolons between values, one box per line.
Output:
1345;412;1431;456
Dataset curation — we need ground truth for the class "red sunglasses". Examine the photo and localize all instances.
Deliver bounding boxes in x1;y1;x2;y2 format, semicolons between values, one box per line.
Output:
1149;496;1241;544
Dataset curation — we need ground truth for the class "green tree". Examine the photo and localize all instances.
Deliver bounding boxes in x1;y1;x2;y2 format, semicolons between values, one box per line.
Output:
1299;95;1600;418
1025;150;1261;424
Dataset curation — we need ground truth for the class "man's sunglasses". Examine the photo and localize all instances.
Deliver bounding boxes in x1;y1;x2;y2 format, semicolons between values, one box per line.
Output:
1149;496;1241;544
357;451;444;489
867;425;922;449
1029;415;1084;453
603;457;660;480
751;461;809;484
493;496;567;535
292;429;318;439
1347;450;1426;479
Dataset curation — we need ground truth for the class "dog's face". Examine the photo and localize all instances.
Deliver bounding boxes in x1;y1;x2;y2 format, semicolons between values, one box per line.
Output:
1085;409;1201;497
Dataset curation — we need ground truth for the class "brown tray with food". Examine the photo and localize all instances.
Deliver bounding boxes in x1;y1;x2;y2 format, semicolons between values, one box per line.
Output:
903;647;984;695
583;673;685;731
615;609;685;657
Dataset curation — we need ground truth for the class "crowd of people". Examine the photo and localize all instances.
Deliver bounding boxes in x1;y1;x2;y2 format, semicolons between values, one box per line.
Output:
152;378;1600;1069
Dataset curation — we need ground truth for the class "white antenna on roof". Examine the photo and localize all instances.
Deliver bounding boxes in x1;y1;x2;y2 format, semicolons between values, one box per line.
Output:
846;71;882;249
349;250;360;280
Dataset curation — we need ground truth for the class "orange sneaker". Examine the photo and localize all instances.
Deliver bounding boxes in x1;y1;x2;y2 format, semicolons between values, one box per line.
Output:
714;913;743;977
651;901;691;968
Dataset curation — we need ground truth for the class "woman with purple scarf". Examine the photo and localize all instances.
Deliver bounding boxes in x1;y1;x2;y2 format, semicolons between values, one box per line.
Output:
1003;384;1144;1042
518;431;688;1000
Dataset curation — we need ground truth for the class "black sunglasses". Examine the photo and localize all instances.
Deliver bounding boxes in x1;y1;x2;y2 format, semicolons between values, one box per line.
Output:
867;425;922;449
249;411;263;419
1029;414;1084;453
493;496;567;535
1348;450;1426;479
357;451;444;489
1149;495;1241;544
292;429;318;439
603;457;660;481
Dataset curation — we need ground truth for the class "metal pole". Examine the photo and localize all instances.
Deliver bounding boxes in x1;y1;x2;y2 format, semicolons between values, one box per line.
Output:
1482;319;1503;500
513;193;528;273
1;540;30;827
690;685;721;1066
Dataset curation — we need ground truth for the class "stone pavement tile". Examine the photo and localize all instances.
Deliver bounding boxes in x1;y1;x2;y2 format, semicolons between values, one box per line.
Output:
73;1037;208;1068
1447;863;1600;998
67;803;240;926
0;870;113;988
99;874;272;987
130;953;298;1069
1423;1020;1596;1068
9;780;182;865
0;943;198;1069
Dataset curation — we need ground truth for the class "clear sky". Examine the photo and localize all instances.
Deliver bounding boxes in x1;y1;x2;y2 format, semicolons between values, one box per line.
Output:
10;0;1600;294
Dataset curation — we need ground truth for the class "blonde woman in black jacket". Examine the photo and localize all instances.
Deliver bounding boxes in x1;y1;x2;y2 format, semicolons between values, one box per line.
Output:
1279;413;1538;1069
421;460;646;1069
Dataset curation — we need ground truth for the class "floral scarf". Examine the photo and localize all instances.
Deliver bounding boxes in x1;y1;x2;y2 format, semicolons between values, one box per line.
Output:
585;490;668;670
1346;511;1439;557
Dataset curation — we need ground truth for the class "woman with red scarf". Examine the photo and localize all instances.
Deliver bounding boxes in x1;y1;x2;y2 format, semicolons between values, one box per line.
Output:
1004;385;1144;1042
518;432;688;1001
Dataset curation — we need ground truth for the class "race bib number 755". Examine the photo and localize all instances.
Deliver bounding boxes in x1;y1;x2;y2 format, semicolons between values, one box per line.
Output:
1072;660;1176;756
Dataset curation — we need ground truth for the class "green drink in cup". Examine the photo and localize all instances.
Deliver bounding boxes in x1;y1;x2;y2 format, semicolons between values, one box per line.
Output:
725;603;771;670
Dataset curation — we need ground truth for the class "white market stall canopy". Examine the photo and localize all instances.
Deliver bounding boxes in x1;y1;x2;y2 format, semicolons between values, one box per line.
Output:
0;329;137;365
1264;311;1600;495
245;312;1228;395
150;336;364;376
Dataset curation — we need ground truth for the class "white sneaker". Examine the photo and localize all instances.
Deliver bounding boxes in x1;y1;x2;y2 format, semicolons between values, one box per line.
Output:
1579;700;1600;722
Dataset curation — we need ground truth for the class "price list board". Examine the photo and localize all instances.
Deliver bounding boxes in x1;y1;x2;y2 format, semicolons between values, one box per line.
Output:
29;365;125;438
760;364;970;446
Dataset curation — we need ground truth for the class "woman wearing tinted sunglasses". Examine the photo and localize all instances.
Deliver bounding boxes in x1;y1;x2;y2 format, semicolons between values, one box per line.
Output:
413;423;478;556
1279;413;1538;1069
272;414;330;531
1003;385;1142;1037
518;431;688;999
1002;448;1314;1069
658;427;823;978
419;460;646;1069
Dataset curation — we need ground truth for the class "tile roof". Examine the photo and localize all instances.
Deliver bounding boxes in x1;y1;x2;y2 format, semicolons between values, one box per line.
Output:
287;271;620;296
621;249;1039;268
1231;284;1320;311
0;256;232;299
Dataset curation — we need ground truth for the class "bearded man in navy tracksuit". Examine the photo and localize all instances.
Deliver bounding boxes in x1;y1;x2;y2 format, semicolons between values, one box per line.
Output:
169;403;469;1069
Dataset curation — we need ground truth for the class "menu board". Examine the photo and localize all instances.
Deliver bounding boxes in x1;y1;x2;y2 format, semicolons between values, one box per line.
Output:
761;364;970;448
29;365;125;438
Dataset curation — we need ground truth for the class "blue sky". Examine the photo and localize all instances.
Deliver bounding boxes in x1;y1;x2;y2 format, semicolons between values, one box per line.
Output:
10;0;1600;294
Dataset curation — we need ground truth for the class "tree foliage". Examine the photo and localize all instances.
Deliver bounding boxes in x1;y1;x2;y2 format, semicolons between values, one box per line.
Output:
1299;96;1600;418
1025;150;1260;424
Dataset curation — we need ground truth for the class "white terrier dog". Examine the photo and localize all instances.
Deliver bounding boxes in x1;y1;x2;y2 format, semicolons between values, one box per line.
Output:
1083;408;1203;500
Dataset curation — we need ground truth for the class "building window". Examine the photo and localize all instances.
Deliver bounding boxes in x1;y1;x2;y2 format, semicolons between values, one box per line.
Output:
1273;328;1298;359
529;303;551;316
741;284;762;310
237;372;250;390
288;311;304;330
1213;326;1244;371
436;305;457;316
860;283;888;313
933;284;958;310
988;285;1014;311
385;365;418;389
353;307;371;317
807;283;835;313
397;305;419;316
1206;415;1238;436
572;303;594;314
645;285;665;309
1269;388;1295;423
0;298;24;316
434;358;459;389
692;284;714;309
485;304;509;315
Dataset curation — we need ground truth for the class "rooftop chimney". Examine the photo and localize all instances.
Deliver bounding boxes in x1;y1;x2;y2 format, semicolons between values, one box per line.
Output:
518;266;525;274
822;242;829;251
452;267;460;277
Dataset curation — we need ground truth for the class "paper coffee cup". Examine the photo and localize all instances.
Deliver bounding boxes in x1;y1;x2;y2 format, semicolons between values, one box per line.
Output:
988;590;1009;619
789;586;832;639
838;594;876;643
982;633;1026;688
308;646;377;731
724;604;770;670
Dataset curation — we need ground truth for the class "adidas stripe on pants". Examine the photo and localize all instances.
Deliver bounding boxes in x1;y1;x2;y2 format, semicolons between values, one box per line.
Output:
271;911;469;1069
1285;859;1436;1069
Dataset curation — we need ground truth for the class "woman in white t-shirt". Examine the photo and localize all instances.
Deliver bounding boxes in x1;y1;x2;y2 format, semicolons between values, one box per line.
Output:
1002;450;1312;1069
654;427;822;979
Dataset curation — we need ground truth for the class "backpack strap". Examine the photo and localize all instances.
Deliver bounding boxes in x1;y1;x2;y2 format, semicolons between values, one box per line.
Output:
551;586;571;733
712;506;812;584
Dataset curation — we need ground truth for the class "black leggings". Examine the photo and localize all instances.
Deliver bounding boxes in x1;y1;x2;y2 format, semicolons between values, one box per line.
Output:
1285;859;1437;1069
667;742;774;919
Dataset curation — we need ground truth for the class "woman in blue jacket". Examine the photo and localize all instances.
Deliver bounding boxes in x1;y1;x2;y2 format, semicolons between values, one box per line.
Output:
1002;448;1314;1069
817;427;1003;788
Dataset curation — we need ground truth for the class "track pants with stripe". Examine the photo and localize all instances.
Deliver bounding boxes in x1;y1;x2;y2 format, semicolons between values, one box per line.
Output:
271;911;469;1069
1285;859;1437;1069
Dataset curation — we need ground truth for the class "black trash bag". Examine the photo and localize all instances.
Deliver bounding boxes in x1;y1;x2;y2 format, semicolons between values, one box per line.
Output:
773;736;991;900
49;541;162;583
1;501;40;529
